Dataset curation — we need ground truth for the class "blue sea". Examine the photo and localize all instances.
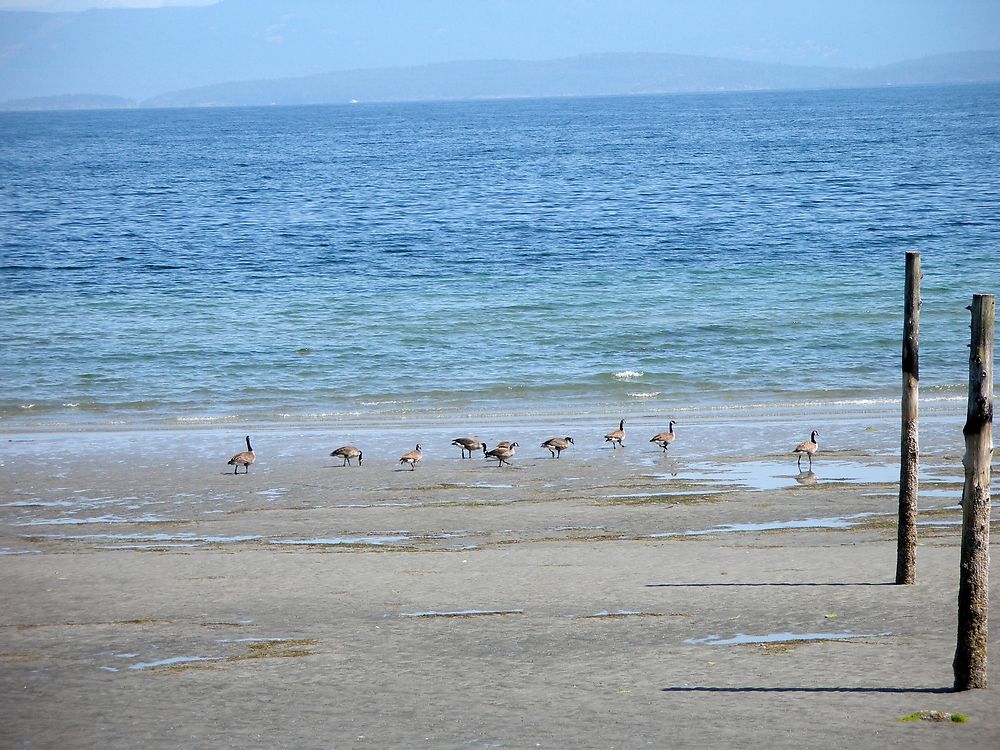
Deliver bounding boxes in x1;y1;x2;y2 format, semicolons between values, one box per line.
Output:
1;84;998;431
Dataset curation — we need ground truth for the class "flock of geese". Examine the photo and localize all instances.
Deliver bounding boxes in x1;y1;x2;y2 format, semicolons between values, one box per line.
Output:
226;422;821;474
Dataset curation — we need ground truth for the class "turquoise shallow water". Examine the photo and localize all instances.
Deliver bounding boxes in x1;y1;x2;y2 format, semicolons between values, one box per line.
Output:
1;84;998;429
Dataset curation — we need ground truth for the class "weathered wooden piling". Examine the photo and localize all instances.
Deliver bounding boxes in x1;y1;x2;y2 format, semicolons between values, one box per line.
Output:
953;293;994;691
896;251;921;585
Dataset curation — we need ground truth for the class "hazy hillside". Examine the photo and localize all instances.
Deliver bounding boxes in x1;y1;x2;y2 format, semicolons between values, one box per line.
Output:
866;50;1000;86
3;0;1000;103
144;51;1000;109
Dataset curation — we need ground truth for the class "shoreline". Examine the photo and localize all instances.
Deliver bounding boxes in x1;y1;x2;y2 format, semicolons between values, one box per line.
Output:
0;386;975;432
0;393;977;472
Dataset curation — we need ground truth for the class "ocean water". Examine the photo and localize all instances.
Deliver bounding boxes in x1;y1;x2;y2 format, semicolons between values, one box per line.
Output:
1;84;998;430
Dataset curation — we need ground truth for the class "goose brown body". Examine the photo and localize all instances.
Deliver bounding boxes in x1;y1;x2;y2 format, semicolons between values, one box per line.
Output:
792;430;819;468
451;437;484;459
483;442;518;467
399;444;423;470
330;445;363;466
605;419;626;449
650;421;677;451
540;436;574;458
227;435;255;474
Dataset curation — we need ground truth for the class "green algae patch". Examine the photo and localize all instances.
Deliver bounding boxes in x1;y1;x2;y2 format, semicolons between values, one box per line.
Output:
757;643;797;655
0;651;43;663
599;492;730;507
898;711;969;724
230;639;318;661
580;610;663;619
165;661;225;674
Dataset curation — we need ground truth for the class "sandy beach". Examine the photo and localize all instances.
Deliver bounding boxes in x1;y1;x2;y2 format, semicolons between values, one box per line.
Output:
1;407;998;749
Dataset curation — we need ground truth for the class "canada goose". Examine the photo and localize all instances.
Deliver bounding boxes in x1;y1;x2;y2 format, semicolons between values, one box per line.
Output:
605;419;626;449
330;445;363;467
540;436;574;458
496;441;514;449
399;444;423;470
483;442;518;467
451;437;484;459
227;435;255;474
649;421;677;451
793;431;819;469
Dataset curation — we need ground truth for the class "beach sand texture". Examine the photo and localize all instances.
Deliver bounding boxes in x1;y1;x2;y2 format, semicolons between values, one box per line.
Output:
2;417;999;749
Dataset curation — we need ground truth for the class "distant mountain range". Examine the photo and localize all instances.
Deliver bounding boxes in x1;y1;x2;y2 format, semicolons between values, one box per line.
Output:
2;50;998;112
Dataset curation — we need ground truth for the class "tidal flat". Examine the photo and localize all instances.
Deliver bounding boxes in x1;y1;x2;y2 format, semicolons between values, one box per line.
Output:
2;412;999;749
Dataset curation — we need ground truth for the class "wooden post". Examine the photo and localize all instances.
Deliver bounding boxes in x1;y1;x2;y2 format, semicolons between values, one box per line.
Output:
896;251;920;584
953;293;994;691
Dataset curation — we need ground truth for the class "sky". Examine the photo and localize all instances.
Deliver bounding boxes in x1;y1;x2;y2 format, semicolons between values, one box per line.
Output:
1;0;998;100
0;0;214;8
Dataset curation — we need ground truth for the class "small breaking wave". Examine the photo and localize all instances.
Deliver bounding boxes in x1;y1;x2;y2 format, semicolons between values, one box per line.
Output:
613;370;644;381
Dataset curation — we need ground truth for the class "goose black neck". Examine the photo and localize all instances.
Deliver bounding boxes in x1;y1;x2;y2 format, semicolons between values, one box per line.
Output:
245;435;252;451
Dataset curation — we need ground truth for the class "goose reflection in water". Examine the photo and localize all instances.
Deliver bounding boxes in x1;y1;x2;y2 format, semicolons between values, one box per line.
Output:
795;470;819;486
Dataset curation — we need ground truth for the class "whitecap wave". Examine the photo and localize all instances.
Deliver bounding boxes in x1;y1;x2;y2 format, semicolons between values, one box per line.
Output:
627;391;661;399
613;370;644;381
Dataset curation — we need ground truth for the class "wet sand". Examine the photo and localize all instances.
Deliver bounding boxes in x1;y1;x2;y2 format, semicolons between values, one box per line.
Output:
2;416;999;748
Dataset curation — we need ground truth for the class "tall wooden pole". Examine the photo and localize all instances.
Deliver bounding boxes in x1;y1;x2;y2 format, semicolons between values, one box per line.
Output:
896;251;921;584
953;293;994;691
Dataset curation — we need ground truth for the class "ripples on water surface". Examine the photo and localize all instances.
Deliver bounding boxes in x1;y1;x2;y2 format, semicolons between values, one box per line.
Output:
1;85;998;427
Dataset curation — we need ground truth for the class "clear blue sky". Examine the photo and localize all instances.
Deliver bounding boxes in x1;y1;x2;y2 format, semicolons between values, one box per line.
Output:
1;0;999;99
